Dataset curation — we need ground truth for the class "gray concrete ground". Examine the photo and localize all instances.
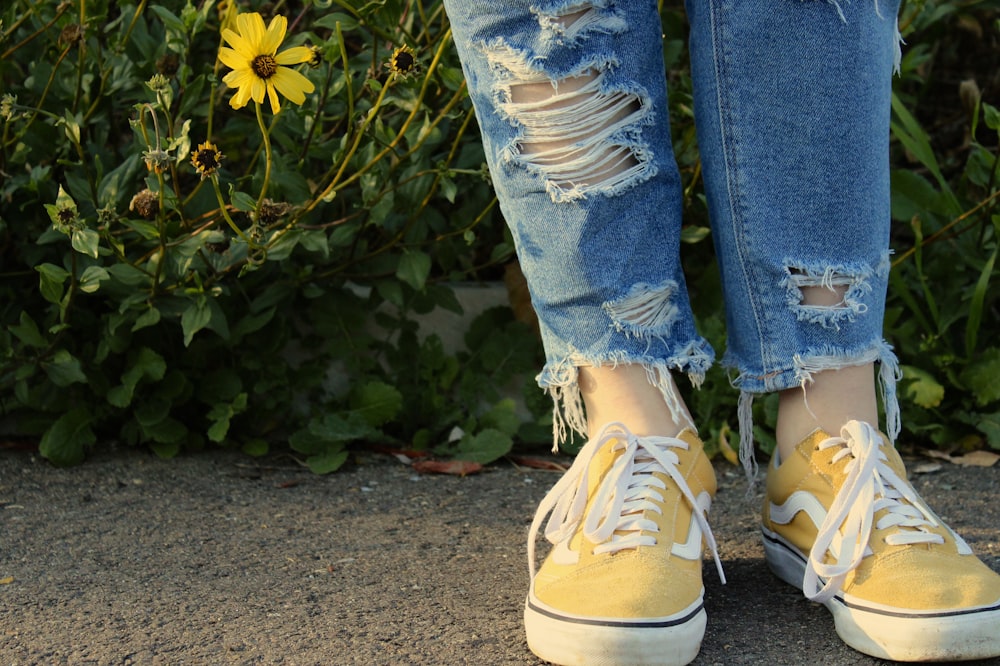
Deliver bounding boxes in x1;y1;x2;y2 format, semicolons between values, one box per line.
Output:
1;445;999;665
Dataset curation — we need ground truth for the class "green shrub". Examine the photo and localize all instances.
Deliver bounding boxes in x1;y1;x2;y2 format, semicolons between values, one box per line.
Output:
0;0;545;470
1;0;997;470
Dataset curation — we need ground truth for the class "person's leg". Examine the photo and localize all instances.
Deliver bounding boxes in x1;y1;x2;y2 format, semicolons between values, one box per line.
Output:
442;2;719;664
688;0;1000;660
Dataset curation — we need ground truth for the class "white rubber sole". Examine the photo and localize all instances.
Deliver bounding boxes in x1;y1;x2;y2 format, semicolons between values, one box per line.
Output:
762;527;1000;662
524;589;706;666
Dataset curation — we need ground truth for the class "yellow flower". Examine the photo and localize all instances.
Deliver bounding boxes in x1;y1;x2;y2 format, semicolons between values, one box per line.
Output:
191;141;224;179
218;12;314;114
387;45;418;78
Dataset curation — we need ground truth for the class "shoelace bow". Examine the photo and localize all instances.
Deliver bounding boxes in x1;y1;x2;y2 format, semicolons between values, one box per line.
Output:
805;420;943;602
528;422;726;584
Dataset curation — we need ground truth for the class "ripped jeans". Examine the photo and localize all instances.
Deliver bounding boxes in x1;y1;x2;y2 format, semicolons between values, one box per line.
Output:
442;0;903;448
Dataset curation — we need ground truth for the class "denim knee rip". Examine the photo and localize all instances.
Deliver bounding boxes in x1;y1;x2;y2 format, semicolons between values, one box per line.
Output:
782;251;891;329
480;4;657;203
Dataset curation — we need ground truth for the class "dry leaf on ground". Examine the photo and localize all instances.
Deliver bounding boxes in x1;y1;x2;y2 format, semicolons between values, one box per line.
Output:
508;456;568;472
924;449;999;467
411;460;483;476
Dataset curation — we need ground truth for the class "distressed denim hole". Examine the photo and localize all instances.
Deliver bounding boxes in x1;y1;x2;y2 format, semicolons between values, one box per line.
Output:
602;281;679;339
535;3;628;43
507;68;645;196
784;265;872;329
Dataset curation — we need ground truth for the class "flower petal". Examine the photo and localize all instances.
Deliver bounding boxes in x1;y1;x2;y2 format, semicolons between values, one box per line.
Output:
218;46;248;72
237;13;266;50
223;69;253;89
250;76;266;105
266;82;281;114
270;67;315;104
262;15;287;55
221;28;255;60
275;46;313;66
230;82;253;109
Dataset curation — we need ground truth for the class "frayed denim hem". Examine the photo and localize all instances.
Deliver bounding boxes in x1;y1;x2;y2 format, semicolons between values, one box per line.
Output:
537;341;714;452
729;338;901;491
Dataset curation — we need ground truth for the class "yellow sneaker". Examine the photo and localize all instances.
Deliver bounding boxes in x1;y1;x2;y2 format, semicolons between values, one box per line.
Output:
524;422;724;666
762;420;1000;661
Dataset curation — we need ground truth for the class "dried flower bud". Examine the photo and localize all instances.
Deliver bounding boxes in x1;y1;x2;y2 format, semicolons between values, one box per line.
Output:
0;94;15;121
143;147;173;174
156;53;180;77
59;23;83;48
258;199;292;225
129;189;159;219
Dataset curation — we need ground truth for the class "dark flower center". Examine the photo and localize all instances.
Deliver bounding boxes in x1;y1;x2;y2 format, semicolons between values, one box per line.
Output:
392;51;415;73
194;150;221;171
251;54;278;79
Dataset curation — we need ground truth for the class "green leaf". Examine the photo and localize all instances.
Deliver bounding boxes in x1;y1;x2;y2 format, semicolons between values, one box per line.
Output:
901;365;945;409
453;428;513;464
396;250;432;291
78;265;110;294
289;413;373;455
962;348;1000;406
107;263;151;287
230;188;257;212
374;278;404;307
206;392;247;442
43;349;88;387
36;263;70;303
40;408;96;466
890;94;960;215
71;228;101;258
984;103;1000;131
242;439;269;457
305;446;350;474
132;307;161;332
8;312;47;348
965;244;998;358
141;416;187;444
680;226;711;244
479;399;521;436
134;398;172;427
181;299;211;346
298;229;330;259
232;307;275;342
439;176;457;203
976;412;1000;450
350;380;403;427
312;13;359;31
150;441;181;459
107;347;167;408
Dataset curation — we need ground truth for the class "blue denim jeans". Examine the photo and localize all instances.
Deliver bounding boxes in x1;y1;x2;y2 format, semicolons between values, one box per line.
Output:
442;0;903;449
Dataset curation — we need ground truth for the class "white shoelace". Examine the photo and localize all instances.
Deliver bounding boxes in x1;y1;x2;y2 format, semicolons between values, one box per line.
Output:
805;420;943;602
528;422;726;584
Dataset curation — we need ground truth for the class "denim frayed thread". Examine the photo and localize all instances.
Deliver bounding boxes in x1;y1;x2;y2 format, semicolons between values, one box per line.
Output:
539;343;713;452
602;279;681;341
734;339;902;493
781;251;891;330
808;0;904;72
532;1;627;48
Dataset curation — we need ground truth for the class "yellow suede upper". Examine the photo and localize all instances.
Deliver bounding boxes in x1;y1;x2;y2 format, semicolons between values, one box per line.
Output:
763;429;1000;611
533;429;717;619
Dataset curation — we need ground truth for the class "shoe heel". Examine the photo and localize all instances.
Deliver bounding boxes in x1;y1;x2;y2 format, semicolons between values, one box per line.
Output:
761;527;807;590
